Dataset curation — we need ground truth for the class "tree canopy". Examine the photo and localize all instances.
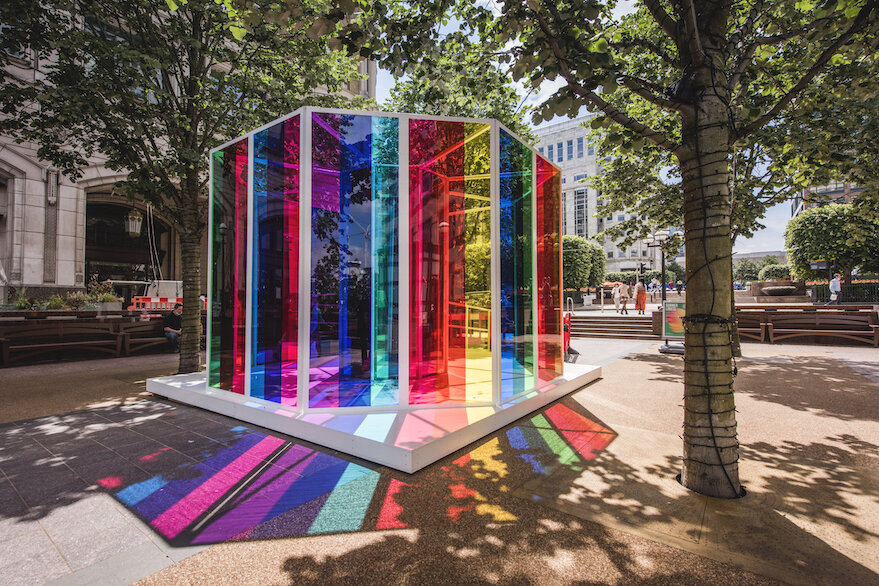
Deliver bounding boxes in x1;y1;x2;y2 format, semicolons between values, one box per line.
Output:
563;235;605;289
383;33;534;140
785;203;879;281
733;258;759;282
0;0;363;373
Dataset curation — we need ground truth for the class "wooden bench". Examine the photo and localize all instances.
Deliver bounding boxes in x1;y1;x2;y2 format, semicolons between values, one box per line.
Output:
119;319;172;355
0;322;123;366
735;311;766;342
766;311;879;346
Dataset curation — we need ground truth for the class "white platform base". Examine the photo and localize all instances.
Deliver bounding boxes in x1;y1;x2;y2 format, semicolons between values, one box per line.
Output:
146;363;601;473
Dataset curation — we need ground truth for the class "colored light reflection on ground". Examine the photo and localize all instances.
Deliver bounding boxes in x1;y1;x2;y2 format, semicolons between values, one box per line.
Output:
107;401;615;546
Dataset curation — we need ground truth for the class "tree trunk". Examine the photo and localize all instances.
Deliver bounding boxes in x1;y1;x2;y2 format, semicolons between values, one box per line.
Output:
178;186;204;374
677;46;742;498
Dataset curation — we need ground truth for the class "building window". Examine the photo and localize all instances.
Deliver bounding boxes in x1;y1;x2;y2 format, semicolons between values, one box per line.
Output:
617;214;625;222
567;140;573;159
538;147;544;155
630;250;638;257
574;173;587;182
588;145;595;156
642;250;648;257
617;250;625;258
557;142;563;162
607;251;613;259
562;177;566;184
577;137;584;158
547;144;554;161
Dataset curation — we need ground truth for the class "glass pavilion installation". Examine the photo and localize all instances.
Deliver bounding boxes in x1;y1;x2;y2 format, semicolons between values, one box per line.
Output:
148;107;601;473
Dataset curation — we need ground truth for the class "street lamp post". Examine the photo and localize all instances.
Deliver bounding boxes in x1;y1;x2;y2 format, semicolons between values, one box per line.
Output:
644;229;670;306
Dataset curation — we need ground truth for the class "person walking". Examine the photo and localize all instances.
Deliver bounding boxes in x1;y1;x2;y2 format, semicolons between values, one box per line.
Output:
612;283;621;313
634;280;647;315
676;280;683;296
619;282;631;315
163;302;183;352
827;273;842;305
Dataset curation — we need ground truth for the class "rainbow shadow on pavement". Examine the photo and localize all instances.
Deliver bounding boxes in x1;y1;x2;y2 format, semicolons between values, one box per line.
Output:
109;401;613;545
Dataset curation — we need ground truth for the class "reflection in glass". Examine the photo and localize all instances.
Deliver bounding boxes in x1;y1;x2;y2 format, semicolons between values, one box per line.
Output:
208;138;248;394
309;114;399;408
409;120;492;404
251;115;299;405
536;155;563;383
499;130;535;400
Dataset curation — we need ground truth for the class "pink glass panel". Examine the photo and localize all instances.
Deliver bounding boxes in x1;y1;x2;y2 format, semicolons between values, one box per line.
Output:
535;155;563;383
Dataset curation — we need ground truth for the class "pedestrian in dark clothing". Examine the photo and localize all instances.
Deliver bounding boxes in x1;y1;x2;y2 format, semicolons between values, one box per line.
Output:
676;280;683;296
163;303;183;352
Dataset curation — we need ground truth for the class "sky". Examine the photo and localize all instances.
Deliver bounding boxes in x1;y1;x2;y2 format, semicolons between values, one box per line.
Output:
372;0;792;254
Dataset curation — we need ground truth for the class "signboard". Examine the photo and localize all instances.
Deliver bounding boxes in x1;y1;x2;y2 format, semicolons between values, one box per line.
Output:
662;300;686;340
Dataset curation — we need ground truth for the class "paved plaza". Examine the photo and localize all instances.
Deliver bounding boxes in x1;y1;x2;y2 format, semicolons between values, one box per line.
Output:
0;339;876;585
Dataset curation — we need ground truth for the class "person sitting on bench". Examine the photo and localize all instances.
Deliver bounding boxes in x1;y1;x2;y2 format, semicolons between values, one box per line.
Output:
163;303;183;352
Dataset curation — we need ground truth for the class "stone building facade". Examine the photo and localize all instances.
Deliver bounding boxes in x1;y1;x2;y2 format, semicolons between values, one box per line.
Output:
533;117;661;274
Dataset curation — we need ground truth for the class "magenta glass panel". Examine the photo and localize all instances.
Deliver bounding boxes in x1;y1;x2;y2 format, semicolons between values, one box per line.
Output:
409;119;492;404
208;137;248;394
535;155;563;382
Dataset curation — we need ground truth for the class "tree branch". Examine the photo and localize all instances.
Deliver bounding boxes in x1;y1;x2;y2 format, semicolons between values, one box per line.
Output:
642;0;681;45
679;0;706;66
532;11;678;151
737;0;878;139
609;38;681;69
619;74;692;113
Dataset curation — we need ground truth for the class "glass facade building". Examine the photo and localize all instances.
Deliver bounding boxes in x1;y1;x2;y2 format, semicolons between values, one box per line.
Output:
208;108;563;413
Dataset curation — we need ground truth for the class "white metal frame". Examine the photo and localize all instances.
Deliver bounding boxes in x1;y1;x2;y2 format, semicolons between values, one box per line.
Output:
205;107;565;416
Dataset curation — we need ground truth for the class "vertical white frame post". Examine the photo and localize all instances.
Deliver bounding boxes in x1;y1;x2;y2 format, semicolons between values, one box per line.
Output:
297;108;312;413
490;122;501;406
205;152;214;378
398;115;410;407
244;135;255;397
531;151;539;387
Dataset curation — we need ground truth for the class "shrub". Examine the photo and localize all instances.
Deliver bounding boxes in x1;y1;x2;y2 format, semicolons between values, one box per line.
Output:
87;278;122;302
14;288;35;310
65;291;91;309
45;295;66;310
96;292;123;303
758;263;791;281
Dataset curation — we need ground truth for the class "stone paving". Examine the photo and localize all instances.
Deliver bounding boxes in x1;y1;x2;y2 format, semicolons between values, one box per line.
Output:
0;340;876;585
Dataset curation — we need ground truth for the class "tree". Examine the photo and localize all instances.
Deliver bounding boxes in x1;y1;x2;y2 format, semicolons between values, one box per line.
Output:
0;0;361;373
586;241;607;287
733;259;759;282
785;203;879;282
413;0;878;498
757;255;779;270
383;34;534;141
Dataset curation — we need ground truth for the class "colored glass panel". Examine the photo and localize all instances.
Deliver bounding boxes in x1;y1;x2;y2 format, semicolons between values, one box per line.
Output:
208;137;248;394
409;119;492;404
535;155;563;383
251;115;300;405
499;130;535;400
309;113;399;408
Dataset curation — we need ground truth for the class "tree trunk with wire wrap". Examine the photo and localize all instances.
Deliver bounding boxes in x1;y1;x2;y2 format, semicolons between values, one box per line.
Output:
676;25;742;498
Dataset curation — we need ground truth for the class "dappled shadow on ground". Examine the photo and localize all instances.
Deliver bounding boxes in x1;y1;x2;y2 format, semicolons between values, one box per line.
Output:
625;350;879;422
